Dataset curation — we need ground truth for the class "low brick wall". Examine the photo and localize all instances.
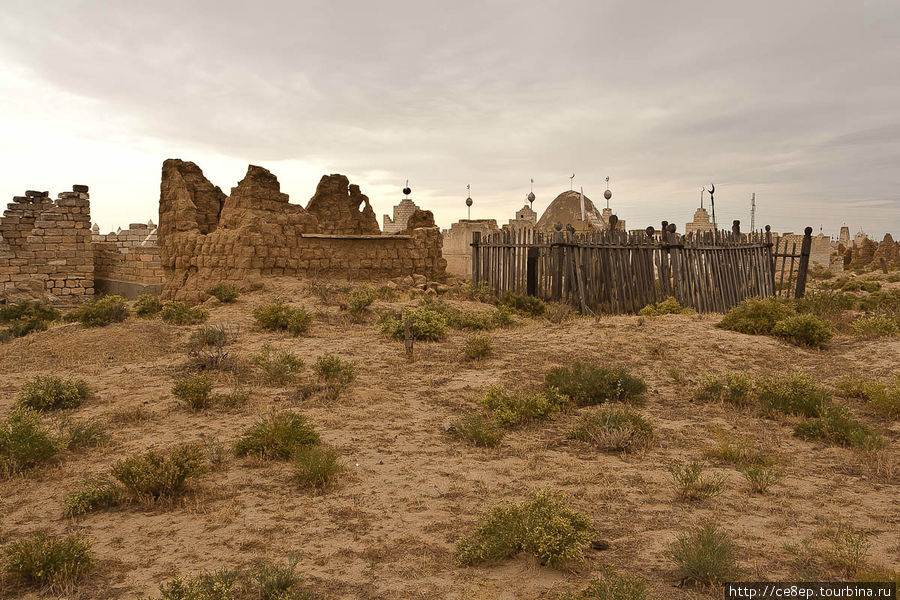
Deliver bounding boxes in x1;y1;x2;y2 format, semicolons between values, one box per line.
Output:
93;242;165;299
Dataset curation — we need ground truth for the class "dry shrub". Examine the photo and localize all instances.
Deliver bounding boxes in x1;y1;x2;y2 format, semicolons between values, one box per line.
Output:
149;561;312;600
63;477;122;517
457;489;592;569
65;294;128;327
546;362;647;406
755;373;829;417
568;406;654;452
252;301;311;336
669;461;727;500
161;301;208;326
639;296;693;316
447;412;504;448
771;313;834;347
252;344;304;385
292;445;342;490
462;334;493;362
558;567;651;600
16;375;90;411
694;373;752;406
0;407;60;476
111;443;206;500
206;283;239;303
135;293;163;317
478;384;569;427
3;532;94;591
717;297;795;335
234;411;319;460
172;375;213;410
0;300;59;341
794;405;883;449
741;465;781;494
666;522;741;586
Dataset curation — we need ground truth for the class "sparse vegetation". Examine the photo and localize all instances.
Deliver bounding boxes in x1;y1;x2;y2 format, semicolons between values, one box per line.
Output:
15;374;90;411
568;406;653;452
669;461;727;500
206;283;239;303
850;314;899;337
148;561;312;600
111;443;206;500
63;477;123;517
447;412;504;448
252;344;304;384
742;465;781;494
666;522;741;586
834;376;900;420
546;362;647;406
186;324;236;371
462;334;493;361
498;291;546;317
457;489;593;568
694;373;752;406
717;296;795;335
172;374;213;410
292;445;342;490
478;384;570;427
558;567;651;600
380;304;447;341
794;405;883;449
253;301;312;336
65;294;128;327
704;433;771;467
545;302;572;323
770;313;834;347
0;300;60;341
234;411;320;460
0;407;60;475
135;293;163;317
639;296;692;316
161;301;209;325
755;373;829;417
3;532;94;590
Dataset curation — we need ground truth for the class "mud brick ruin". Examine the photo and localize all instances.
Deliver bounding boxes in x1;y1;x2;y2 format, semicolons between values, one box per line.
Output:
92;222;165;298
158;160;445;302
0;188;94;303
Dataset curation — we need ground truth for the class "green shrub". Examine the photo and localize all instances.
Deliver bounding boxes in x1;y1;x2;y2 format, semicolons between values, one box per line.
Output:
859;382;900;420
717;296;795;335
149;561;311;600
61;420;109;450
669;461;726;500
111;444;206;499
234;411;320;460
161;301;208;325
639;296;693;316
478;384;570;427
253;301;311;336
189;324;229;347
499;292;546;317
462;334;493;362
65;294;128;327
3;532;93;589
794;405;883;449
694;373;752;406
311;353;356;400
347;285;377;320
15;374;89;411
829;278;881;293
545;362;647;406
292;446;342;490
0;407;60;475
380;305;448;341
666;522;741;586
62;477;122;517
568;406;654;452
445;306;513;330
463;281;495;303
135;293;163;317
742;465;781;494
756;373;829;417
558;567;651;600
704;433;771;467
447;412;504;448
809;265;835;280
795;289;855;320
0;300;59;340
252;344;304;384
851;315;899;338
186;324;235;371
771;313;834;347
457;489;593;569
206;283;239;303
172;375;213;410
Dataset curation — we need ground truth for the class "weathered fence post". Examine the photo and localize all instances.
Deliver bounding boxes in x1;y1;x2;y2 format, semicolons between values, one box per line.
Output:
471;231;481;285
526;246;538;297
794;226;813;299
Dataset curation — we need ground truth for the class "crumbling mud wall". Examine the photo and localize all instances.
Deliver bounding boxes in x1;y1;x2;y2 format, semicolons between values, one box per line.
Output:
0;187;93;304
158;160;445;302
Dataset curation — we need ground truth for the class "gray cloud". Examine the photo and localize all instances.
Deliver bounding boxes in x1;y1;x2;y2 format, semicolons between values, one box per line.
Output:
0;0;898;236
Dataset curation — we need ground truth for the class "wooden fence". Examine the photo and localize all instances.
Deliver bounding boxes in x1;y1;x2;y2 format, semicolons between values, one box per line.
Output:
471;220;812;314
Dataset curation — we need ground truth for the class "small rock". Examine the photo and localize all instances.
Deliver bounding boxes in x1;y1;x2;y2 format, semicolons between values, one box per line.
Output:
591;539;610;550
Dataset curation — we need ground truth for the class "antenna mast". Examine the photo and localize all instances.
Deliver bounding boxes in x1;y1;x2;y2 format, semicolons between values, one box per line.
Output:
750;193;756;232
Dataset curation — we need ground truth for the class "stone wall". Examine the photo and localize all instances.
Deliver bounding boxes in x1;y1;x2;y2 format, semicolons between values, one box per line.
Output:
0;187;93;304
158;160;445;302
93;243;165;298
441;219;500;279
383;198;420;234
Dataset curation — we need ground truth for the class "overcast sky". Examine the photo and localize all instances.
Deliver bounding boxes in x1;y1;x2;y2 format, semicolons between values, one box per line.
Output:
1;0;898;237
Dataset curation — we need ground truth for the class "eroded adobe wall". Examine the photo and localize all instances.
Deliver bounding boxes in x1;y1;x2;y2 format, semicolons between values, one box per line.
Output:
158;160;445;302
0;188;93;304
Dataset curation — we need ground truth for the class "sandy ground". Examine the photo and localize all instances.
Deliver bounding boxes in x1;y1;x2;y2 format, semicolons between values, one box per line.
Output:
0;278;898;599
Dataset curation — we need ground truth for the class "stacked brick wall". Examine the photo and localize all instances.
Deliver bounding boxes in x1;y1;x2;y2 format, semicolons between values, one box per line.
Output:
93;221;157;249
158;160;445;303
0;187;93;304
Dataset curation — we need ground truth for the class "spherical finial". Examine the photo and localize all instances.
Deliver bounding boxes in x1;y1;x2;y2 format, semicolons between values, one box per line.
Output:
645;226;655;237
527;192;535;203
604;189;612;201
403;186;411;196
804;226;813;235
465;197;473;207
